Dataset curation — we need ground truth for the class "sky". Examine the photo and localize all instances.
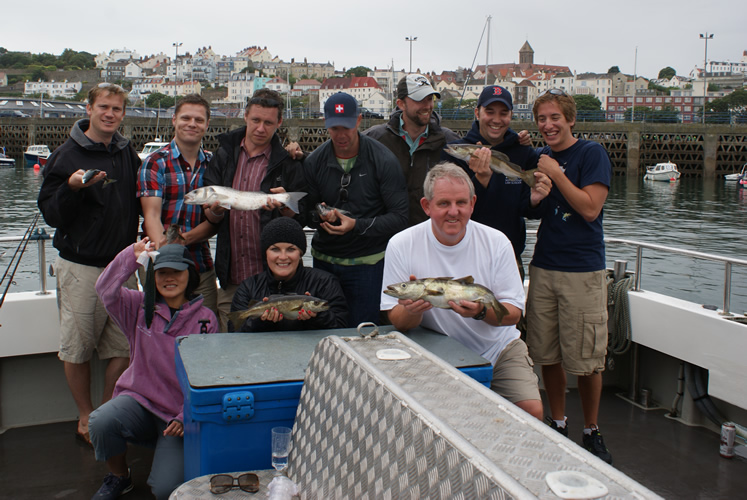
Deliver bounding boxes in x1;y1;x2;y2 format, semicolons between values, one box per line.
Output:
2;0;744;80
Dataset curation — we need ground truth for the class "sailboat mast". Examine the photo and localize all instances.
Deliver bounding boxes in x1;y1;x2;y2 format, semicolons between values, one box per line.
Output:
485;16;491;86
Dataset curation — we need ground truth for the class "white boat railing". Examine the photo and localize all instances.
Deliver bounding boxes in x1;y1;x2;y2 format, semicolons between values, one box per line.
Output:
606;237;747;316
3;231;746;316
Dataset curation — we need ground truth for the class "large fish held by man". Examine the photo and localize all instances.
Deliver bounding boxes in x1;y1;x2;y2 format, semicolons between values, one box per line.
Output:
444;144;537;188
384;276;508;324
184;186;307;214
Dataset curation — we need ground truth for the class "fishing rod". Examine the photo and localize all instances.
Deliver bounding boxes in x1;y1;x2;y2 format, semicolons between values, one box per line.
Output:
0;213;41;309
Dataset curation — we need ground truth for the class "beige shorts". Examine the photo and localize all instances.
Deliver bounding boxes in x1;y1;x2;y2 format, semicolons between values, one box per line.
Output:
56;257;136;363
490;338;541;403
525;266;608;376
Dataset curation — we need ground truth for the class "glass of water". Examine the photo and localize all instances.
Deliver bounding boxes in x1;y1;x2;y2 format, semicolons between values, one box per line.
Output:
271;426;292;474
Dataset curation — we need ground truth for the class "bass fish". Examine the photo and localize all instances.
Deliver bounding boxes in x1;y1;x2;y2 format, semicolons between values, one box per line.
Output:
228;294;330;327
444;144;537;188
82;169;117;187
184;186;306;214
384;275;508;323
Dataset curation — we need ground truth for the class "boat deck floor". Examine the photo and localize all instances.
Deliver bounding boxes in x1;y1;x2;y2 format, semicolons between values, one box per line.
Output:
1;387;745;499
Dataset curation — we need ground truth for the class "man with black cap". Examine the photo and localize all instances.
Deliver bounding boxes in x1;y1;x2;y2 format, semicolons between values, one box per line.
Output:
303;92;408;328
364;74;459;226
446;85;551;277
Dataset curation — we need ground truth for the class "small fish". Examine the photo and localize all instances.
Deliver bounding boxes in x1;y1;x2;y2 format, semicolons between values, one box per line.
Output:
184;186;307;214
384;275;508;324
228;294;330;327
316;203;352;218
165;224;186;245
444;144;537;188
81;169;117;187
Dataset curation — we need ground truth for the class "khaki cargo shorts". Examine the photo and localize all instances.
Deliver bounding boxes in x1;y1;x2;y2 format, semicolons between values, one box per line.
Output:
525;266;608;376
490;338;541;403
56;257;136;363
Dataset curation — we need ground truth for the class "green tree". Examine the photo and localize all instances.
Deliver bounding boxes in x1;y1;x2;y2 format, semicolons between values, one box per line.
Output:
657;66;676;80
706;89;747;112
573;94;605;122
344;66;371;77
607;66;620;74
30;67;46;81
648;81;671;94
146;92;175;109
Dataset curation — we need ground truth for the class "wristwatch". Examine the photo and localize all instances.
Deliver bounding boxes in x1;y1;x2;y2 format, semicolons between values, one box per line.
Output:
472;304;487;321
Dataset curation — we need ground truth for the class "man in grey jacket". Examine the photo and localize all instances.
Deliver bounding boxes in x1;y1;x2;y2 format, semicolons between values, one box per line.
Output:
363;74;459;226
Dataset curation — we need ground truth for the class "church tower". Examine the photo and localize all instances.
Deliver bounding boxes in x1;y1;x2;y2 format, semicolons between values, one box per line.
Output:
519;41;534;64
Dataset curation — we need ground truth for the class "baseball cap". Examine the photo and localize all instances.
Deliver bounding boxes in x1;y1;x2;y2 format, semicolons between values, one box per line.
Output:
153;244;194;271
324;92;359;129
397;74;440;101
477;85;513;110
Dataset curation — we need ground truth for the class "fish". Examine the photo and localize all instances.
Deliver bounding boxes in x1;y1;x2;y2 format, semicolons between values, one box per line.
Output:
81;169;117;187
165;224;186;245
227;294;330;327
444;144;537;188
383;275;508;324
184;186;307;214
316;203;352;219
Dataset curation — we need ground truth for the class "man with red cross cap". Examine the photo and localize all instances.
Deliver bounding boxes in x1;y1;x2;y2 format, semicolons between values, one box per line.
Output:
302;92;408;327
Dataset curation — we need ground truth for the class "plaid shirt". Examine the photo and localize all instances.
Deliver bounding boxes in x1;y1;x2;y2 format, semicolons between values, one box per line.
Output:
137;140;214;273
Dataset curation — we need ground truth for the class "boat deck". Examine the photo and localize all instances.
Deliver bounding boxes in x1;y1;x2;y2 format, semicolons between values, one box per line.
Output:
1;387;745;499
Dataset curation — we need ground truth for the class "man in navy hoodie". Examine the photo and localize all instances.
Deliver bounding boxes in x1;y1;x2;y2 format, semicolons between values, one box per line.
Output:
446;86;551;278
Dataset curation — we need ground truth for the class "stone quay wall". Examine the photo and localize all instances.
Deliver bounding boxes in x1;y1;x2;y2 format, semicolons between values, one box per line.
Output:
1;116;746;177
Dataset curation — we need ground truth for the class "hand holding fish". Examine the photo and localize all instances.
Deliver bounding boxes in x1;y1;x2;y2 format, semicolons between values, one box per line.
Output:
267;187;295;216
529;171;553;207
68;169;107;191
467;144;493;188
320;209;355;236
132;237;151;260
537;154;564;181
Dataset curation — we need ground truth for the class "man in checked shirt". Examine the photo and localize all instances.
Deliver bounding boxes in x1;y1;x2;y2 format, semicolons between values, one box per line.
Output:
138;93;218;313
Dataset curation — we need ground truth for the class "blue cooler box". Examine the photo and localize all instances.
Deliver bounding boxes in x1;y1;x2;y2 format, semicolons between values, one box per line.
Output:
175;326;491;480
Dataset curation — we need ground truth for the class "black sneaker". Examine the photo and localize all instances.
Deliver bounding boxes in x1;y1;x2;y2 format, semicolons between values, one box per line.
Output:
546;416;569;437
583;426;613;465
92;469;133;499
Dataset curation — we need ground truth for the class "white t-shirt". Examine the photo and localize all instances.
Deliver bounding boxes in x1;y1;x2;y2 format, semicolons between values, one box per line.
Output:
380;220;525;365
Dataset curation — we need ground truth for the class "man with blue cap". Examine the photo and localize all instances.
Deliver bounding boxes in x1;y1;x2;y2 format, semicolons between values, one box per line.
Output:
302;92;408;327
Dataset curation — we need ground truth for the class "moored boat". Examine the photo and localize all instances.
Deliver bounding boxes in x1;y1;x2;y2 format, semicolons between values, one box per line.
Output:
138;138;169;161
0;147;15;167
724;163;747;181
23;144;51;168
644;161;680;182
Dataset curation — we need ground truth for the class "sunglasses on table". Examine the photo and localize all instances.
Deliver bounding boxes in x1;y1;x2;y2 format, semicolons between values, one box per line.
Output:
538;88;569;98
209;473;259;494
339;172;351;203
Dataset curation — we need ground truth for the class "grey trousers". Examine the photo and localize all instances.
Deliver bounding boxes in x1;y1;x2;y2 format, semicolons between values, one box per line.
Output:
88;395;184;500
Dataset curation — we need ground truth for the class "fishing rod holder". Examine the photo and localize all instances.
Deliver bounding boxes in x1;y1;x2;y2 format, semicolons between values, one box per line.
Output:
31;229;51;295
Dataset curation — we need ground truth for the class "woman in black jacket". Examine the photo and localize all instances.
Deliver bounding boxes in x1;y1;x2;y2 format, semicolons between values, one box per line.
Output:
229;218;348;332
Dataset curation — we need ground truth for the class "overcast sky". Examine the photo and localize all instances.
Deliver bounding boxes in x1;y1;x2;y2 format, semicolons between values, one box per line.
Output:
3;0;744;80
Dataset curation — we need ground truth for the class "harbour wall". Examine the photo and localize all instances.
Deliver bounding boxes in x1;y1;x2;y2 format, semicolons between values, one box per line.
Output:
2;117;746;177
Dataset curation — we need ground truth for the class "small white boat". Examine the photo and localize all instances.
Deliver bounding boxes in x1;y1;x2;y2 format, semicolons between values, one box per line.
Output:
724;164;747;182
23;145;51;168
0;147;15;167
644;161;680;182
138;138;169;161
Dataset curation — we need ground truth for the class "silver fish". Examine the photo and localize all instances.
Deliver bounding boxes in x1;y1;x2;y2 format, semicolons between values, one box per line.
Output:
384;275;508;323
316;203;352;218
81;169;117;186
165;224;186;245
228;294;330;327
444;144;537;188
184;186;307;214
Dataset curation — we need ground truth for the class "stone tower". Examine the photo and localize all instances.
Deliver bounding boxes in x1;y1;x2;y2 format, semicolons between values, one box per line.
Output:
519;41;534;64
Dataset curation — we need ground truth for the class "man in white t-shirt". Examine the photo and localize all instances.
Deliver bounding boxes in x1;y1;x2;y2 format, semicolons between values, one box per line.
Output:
380;162;547;419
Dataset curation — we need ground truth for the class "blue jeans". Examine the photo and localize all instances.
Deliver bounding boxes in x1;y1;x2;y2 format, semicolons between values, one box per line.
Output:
314;258;384;328
88;395;184;500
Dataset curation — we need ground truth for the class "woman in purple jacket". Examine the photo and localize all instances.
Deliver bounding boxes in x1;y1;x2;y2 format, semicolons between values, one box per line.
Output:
89;240;218;500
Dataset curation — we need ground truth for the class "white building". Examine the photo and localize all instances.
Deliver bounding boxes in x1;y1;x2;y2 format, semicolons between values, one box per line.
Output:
265;77;290;94
130;77;166;102
223;72;256;104
125;62;143;80
360;90;389;115
24;80;82;98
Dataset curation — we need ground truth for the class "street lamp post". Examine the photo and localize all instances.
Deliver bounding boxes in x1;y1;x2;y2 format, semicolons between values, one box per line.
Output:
405;36;417;73
699;32;713;124
173;41;183;97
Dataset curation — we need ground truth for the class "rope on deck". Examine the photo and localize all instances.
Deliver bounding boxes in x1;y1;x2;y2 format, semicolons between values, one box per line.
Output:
607;273;635;355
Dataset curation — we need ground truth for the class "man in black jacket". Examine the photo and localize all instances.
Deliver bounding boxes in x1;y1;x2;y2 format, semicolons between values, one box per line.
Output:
363;74;459;226
303;92;408;327
202;88;306;331
37;83;141;446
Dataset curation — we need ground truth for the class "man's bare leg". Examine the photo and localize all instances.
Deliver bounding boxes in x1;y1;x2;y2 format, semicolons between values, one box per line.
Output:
64;361;93;437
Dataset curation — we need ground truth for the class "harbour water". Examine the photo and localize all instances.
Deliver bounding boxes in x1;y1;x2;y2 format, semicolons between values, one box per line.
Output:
2;167;747;314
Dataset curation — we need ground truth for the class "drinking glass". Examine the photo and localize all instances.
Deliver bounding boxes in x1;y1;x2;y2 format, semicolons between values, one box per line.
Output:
271;426;292;474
